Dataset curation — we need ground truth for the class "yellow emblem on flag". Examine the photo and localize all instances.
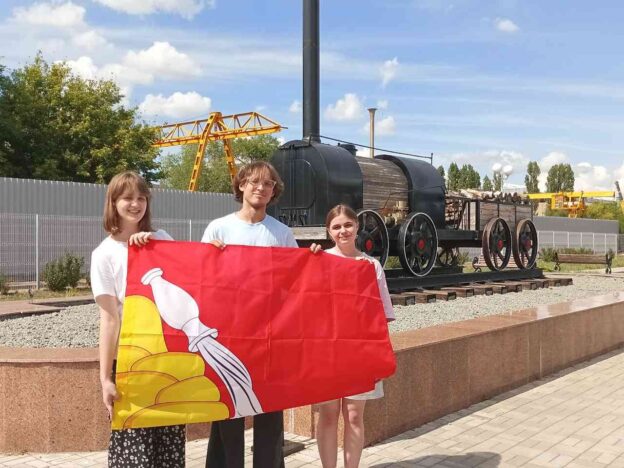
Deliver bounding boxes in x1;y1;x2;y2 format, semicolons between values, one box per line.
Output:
112;295;230;430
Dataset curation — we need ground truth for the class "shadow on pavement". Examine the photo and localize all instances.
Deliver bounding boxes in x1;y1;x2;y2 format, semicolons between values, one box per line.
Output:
371;451;501;467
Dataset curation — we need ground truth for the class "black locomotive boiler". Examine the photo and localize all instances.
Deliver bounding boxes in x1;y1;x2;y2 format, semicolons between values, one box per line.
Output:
269;140;538;277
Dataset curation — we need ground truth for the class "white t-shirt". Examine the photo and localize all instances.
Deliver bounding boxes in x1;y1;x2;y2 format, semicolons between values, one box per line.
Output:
325;247;395;321
201;213;298;248
90;229;173;316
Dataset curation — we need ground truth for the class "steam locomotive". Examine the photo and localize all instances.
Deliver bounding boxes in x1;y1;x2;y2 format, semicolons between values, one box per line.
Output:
270;140;538;276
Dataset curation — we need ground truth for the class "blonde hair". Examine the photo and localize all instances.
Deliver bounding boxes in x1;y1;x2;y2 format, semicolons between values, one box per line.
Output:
103;171;153;234
325;204;359;230
232;161;284;203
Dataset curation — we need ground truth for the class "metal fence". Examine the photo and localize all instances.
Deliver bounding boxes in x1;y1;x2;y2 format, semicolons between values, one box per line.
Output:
536;230;618;253
1;213;622;286
0;213;215;285
458;231;619;261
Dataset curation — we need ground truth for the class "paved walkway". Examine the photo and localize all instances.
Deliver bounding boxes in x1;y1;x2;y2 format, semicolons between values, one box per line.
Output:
2;347;624;467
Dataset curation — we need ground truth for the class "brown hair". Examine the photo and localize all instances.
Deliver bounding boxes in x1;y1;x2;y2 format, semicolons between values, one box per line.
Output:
103;171;153;234
325;204;359;230
232;161;284;203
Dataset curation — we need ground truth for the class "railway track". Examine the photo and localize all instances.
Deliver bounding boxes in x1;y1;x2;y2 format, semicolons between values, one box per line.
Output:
386;268;573;305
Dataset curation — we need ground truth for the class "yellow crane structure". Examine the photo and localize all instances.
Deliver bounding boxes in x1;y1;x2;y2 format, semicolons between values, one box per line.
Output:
527;189;617;217
152;111;283;191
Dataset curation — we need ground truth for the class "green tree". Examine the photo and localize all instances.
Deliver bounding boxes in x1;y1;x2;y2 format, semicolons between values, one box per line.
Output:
458;164;480;189
159;135;280;193
0;54;159;183
583;201;624;233
482;175;493;191
493;172;503;191
447;162;461;191
525;161;541;193
437;165;445;180
546;163;575;193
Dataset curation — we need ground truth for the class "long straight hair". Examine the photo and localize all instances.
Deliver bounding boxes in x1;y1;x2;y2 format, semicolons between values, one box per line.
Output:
103;171;153;234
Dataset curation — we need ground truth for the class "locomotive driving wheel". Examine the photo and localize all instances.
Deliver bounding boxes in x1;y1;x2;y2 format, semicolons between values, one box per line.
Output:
482;217;512;271
437;247;460;267
398;212;438;276
356;209;389;267
512;218;538;269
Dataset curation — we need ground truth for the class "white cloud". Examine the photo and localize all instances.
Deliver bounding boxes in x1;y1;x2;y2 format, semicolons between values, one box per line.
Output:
93;0;211;19
289;100;301;113
376;116;396;136
377;99;388;110
139;92;212;119
124;41;200;79
65;56;99;80
495;18;519;33
380;57;399;88
12;1;85;28
72;30;109;50
325;93;364;122
362;115;396;136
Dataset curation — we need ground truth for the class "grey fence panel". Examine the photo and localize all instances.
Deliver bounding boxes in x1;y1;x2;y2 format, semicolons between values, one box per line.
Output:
0;214;37;284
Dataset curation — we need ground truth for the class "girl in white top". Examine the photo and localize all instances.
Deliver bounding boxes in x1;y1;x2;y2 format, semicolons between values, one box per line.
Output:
90;171;185;467
310;204;394;468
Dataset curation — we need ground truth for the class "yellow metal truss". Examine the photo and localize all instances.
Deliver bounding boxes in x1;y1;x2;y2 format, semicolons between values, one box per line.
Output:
152;111;283;191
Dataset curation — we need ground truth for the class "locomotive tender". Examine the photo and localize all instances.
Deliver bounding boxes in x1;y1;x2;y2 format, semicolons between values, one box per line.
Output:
270;140;538;276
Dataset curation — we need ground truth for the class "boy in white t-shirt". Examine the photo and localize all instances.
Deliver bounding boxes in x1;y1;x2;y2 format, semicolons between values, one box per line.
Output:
201;161;296;468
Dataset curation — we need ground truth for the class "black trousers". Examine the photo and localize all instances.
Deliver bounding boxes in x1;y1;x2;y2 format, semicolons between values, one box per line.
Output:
205;411;285;468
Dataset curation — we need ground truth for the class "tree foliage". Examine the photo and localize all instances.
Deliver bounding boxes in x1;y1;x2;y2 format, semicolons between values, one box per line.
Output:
482;175;493;191
159;135;281;193
493;172;503;191
546;163;575;193
0;54;159;183
525;161;541;193
458;164;481;189
583;201;624;233
437;165;445;179
447;162;460;191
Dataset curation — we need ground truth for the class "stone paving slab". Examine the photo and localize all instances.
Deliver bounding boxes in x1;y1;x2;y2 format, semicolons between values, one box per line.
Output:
2;347;624;467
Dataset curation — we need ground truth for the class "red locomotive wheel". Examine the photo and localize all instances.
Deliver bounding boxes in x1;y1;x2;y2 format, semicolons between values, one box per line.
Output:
481;217;512;271
512;218;538;269
356;209;389;267
398;212;438;276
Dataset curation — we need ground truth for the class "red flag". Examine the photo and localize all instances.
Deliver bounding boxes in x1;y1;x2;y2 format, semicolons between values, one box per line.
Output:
113;241;395;429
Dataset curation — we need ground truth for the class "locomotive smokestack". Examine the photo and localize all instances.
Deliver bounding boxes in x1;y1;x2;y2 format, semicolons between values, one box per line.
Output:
303;0;320;142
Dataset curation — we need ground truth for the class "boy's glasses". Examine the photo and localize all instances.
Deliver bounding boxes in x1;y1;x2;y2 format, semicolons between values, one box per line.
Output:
247;179;277;189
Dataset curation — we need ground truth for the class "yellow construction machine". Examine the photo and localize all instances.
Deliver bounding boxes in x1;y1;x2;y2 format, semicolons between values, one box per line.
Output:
152;112;283;191
527;185;621;217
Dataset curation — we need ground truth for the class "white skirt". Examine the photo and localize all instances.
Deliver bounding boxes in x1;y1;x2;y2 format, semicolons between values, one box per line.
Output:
345;381;384;401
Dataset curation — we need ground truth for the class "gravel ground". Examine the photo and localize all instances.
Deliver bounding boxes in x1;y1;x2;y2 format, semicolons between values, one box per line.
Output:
1;274;623;348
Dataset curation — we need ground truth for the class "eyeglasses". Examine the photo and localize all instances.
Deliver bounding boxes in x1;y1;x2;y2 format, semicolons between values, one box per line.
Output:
247;179;277;189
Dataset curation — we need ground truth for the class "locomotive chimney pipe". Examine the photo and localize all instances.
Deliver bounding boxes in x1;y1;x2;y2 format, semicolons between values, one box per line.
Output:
368;107;377;158
303;0;320;142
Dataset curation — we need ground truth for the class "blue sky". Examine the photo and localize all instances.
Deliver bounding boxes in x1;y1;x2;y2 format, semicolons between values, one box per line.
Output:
1;0;623;191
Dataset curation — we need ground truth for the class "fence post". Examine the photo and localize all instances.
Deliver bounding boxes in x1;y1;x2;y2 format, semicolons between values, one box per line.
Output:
189;219;192;241
35;214;40;289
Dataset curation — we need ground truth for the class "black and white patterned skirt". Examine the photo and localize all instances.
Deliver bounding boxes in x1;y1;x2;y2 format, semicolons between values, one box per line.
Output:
108;425;186;467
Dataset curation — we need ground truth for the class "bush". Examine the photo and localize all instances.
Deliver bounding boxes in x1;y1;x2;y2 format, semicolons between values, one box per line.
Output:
43;253;85;292
0;272;9;295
